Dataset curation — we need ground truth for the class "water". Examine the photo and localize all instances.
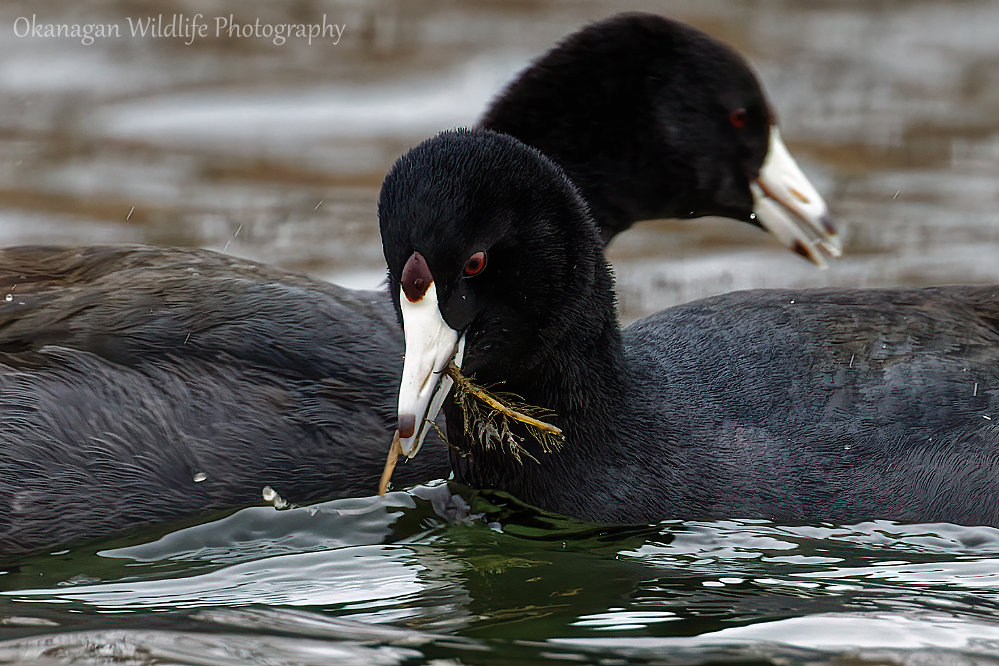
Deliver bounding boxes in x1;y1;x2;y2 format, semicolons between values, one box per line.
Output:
5;485;999;663
2;0;999;662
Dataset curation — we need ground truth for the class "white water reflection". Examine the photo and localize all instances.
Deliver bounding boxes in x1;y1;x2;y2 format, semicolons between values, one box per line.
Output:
5;545;426;610
92;56;524;148
553;612;999;654
0;629;421;666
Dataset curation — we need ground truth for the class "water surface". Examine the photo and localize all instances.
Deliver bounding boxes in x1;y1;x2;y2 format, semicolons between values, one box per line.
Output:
6;486;999;664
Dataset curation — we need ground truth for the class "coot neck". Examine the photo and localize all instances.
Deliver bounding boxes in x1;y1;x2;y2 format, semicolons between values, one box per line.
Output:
445;243;670;520
481;107;660;246
480;65;681;245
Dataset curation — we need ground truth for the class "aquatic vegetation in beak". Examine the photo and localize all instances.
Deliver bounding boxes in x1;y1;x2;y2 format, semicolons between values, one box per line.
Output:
379;363;564;495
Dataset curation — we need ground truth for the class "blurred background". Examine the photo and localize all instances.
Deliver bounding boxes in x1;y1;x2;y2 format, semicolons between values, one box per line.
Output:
1;0;997;322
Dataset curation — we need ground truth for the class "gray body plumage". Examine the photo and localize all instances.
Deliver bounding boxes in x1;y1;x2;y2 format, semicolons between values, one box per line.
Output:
0;246;449;556
593;286;999;524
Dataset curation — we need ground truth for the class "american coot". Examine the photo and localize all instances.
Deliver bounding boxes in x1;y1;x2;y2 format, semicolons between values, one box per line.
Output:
383;129;999;527
0;13;833;556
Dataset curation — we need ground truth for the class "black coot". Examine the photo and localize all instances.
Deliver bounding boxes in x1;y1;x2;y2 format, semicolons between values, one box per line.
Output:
0;13;833;556
381;129;999;526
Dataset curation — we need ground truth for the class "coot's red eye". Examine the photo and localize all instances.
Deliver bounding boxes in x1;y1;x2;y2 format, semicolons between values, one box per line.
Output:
729;108;748;129
463;251;487;276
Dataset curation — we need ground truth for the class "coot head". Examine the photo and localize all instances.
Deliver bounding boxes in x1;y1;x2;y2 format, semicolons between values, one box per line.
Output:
380;129;605;456
481;12;837;264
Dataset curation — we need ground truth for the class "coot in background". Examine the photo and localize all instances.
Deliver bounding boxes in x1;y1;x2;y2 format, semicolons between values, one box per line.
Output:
0;13;830;556
381;128;999;526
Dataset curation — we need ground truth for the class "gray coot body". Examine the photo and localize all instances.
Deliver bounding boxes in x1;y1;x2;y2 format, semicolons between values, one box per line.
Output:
0;13;834;557
382;129;999;527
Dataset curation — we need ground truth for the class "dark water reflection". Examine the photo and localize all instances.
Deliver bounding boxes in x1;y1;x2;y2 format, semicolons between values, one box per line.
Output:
2;0;999;663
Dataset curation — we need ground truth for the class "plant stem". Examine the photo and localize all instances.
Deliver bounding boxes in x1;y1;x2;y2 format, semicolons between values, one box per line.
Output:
445;363;563;437
378;431;402;496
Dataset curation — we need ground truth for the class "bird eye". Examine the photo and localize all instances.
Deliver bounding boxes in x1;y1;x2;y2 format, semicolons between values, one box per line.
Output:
463;251;487;276
729;108;748;129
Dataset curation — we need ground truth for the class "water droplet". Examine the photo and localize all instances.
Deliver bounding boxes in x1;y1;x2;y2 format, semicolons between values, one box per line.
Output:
262;485;288;509
193;472;207;483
